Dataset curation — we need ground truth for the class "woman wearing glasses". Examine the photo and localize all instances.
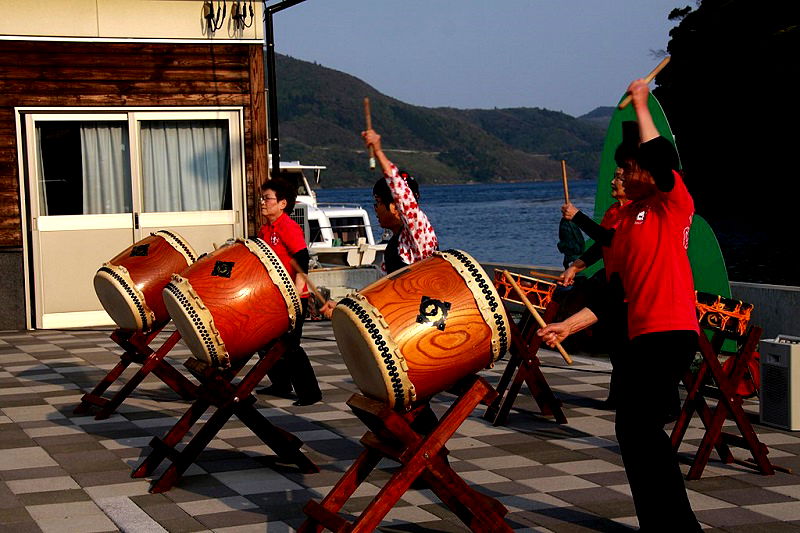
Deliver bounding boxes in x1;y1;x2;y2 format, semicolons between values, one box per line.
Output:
256;176;322;406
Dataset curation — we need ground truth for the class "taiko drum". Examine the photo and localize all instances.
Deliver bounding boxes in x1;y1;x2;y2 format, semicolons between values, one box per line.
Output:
162;238;301;368
93;230;197;332
331;249;509;409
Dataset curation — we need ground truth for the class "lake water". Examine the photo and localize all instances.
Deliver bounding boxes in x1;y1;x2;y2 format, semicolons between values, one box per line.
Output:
316;180;597;268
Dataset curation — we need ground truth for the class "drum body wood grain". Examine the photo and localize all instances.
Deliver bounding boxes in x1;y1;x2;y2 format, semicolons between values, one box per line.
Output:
94;230;197;332
162;238;301;368
331;249;509;409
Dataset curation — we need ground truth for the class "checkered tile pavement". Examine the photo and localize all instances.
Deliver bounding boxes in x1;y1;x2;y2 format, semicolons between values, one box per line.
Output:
2;323;800;532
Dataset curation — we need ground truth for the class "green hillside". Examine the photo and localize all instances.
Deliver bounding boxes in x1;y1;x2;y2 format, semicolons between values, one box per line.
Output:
275;54;606;188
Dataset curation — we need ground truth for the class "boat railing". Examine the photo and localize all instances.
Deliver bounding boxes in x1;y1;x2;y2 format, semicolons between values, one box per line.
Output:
316;202;367;209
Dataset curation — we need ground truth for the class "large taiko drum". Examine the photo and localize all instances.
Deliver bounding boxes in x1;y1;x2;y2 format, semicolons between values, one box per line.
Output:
94;230;197;332
162;238;301;368
331;249;510;409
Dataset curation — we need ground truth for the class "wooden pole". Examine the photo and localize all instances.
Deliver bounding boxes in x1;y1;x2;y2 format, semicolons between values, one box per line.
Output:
528;270;563;281
561;160;569;204
503;270;573;365
364;97;376;170
618;56;671;109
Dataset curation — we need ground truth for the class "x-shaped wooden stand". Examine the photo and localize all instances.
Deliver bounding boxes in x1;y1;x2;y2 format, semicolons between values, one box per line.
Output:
132;338;318;493
75;326;197;420
671;326;787;479
484;302;567;426
300;375;512;532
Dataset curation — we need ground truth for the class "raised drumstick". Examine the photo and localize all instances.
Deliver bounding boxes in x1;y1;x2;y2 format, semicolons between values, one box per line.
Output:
561;160;569;204
364;97;376;170
503;270;573;365
618;56;671;109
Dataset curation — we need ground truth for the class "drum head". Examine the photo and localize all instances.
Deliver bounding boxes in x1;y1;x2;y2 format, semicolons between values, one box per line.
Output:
163;274;228;368
331;295;415;409
94;264;152;331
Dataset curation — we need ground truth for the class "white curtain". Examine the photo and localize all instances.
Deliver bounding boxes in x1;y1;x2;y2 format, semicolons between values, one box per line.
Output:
140;120;230;212
80;122;132;214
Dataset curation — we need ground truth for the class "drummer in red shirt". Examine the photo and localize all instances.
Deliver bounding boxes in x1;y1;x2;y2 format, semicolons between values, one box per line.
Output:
538;79;701;532
256;176;322;406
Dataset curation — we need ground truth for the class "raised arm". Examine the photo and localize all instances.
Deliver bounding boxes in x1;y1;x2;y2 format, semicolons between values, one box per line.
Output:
628;79;679;192
628;79;659;143
363;129;393;176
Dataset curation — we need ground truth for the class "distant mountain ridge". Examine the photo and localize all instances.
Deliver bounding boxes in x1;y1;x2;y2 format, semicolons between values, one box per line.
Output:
275;54;608;188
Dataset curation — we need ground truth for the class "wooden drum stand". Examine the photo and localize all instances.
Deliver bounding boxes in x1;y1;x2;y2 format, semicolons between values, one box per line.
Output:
300;375;512;533
74;324;197;420
132;337;318;493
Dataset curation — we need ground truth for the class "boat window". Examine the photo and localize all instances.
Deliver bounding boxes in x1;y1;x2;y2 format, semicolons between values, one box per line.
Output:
308;219;324;242
35;121;132;215
329;216;368;245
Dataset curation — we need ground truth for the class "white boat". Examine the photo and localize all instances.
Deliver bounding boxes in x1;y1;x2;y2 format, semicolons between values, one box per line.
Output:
278;161;386;268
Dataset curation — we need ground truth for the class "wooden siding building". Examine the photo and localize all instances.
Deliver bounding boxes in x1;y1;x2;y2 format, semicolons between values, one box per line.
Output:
0;1;269;329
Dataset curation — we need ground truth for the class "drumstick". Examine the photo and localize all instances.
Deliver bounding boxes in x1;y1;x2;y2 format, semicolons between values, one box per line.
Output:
364;97;376;170
528;270;563;281
618;56;671;109
289;258;327;306
503;270;573;365
561;160;569;204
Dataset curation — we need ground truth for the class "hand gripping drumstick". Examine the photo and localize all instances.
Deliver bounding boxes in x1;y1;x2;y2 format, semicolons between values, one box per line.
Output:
363;97;376;170
561;160;569;204
618;56;671;109
503;270;573;365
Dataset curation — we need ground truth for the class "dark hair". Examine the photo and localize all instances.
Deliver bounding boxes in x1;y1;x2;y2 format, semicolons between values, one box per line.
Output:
372;170;420;207
261;176;297;212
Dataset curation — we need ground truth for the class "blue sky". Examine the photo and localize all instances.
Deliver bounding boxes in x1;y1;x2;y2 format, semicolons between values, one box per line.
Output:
269;0;684;116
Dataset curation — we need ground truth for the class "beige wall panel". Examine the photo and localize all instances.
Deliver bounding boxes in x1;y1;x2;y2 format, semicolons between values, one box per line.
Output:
140;224;237;258
38;228;133;314
0;0;262;40
0;0;99;37
97;0;261;40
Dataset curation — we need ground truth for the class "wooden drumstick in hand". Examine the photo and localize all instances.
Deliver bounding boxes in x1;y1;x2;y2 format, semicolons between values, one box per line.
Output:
618;56;671;109
561;160;569;204
503;270;573;365
363;97;376;170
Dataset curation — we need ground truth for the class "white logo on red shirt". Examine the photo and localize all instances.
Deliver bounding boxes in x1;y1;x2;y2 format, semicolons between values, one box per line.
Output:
270;234;279;246
683;226;690;249
635;210;647;224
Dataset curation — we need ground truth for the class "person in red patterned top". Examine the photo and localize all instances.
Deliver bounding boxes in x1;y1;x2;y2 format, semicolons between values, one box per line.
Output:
363;129;438;274
537;79;701;532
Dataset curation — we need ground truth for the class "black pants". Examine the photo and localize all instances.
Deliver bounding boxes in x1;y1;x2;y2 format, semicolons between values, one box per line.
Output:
615;330;701;532
267;299;321;402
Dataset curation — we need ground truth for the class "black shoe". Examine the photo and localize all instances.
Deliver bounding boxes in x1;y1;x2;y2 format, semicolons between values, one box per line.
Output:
292;395;321;407
256;385;294;399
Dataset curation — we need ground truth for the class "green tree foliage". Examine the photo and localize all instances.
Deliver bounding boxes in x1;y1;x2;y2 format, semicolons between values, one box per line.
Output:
274;54;605;187
656;1;799;283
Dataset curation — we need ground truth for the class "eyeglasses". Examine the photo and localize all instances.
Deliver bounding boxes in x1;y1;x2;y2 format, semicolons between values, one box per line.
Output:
260;195;278;204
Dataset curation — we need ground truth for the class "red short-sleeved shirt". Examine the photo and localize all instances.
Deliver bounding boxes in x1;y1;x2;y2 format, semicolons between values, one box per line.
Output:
606;171;699;339
600;201;627;277
257;212;307;280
